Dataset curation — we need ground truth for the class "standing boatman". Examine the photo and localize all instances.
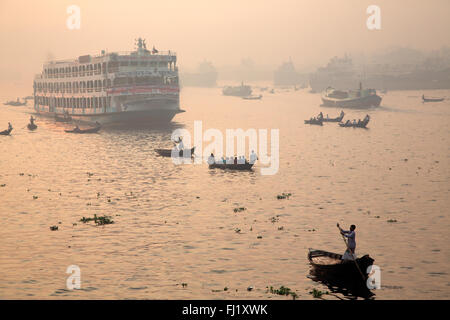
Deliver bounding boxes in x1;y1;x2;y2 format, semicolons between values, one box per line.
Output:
337;223;356;260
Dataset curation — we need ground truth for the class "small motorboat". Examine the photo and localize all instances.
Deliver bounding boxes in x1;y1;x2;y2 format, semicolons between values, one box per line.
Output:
209;163;254;171
27;123;37;130
155;147;196;158
308;249;374;296
65;125;101;134
304;118;323;126
0;127;13;135
322;111;345;122
339;115;370;128
242;95;262;100
422;95;444;102
3;98;26;106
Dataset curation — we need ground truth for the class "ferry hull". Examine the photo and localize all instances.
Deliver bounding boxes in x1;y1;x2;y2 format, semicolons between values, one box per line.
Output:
34;98;183;125
321;94;381;109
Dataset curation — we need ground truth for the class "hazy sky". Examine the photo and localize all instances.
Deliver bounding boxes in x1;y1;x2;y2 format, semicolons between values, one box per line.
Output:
1;0;450;86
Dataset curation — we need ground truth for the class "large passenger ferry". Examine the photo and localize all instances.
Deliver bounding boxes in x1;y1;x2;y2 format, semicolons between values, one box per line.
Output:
33;38;183;124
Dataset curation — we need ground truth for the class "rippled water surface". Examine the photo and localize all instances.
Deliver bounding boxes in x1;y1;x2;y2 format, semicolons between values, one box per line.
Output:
0;87;449;299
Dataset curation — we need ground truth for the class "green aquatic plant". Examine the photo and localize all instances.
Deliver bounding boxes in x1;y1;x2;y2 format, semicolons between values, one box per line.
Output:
267;285;298;299
80;214;114;226
309;288;329;298
50;226;58;231
387;219;397;223
233;207;246;213
277;193;292;200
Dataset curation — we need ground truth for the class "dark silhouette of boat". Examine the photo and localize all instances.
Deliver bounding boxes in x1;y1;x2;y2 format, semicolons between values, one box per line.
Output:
223;82;252;97
65;125;101;134
209;163;254;170
304;118;323;125
3;98;26;106
0;127;13;135
339;115;370;128
322;111;345;122
422;95;444;102
27;123;37;130
155;147;196;158
242;95;262;100
321;83;381;109
308;249;375;298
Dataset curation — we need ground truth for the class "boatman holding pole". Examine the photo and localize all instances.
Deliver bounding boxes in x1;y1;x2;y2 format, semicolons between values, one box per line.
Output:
337;223;356;260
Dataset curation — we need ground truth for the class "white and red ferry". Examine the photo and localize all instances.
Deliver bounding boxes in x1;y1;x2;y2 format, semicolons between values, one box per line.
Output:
33;38;183;124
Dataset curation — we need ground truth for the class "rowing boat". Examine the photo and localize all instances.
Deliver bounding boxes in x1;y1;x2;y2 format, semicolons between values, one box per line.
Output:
0;128;12;135
308;249;374;295
65;126;101;134
27;123;37;130
155;147;196;158
422;96;444;102
209;163;254;170
304;118;323;125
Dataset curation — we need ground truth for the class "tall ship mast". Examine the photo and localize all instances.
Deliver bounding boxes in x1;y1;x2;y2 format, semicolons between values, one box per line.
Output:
33;38;183;124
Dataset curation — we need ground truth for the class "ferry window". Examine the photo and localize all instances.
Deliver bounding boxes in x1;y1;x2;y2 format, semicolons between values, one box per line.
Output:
120;61;129;67
139;61;148;66
131;60;138;66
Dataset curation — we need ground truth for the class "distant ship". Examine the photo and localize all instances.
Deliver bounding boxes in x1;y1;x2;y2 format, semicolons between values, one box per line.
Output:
33;38;183;124
180;60;218;87
321;83;381;109
309;55;358;92
273;59;306;86
222;82;252;97
3;98;27;106
311;54;450;92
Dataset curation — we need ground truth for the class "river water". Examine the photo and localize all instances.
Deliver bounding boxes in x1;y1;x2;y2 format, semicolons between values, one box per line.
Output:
0;86;449;299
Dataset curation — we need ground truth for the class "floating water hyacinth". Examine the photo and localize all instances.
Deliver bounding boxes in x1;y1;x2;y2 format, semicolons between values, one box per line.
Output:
233;207;246;213
80;214;114;226
277;193;292;199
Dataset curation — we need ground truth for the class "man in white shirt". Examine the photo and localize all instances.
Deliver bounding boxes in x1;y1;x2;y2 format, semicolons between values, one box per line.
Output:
250;150;258;164
207;153;215;165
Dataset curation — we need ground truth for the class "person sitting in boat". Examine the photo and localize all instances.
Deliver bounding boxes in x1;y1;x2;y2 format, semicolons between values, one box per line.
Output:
352;119;357;126
234;156;238;165
318;112;323;120
177;137;184;151
250;150;258;164
74;125;81;132
338;223;356;260
237;156;245;164
8;122;13;131
207;153;215;165
29;116;35;125
95;121;101;127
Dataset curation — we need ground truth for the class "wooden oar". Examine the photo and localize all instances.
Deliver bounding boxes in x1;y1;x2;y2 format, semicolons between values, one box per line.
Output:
337;223;366;282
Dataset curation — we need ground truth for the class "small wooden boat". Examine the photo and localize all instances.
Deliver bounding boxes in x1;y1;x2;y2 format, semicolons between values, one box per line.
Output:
65;126;101;134
27;123;37;130
339;115;370;128
308;249;373;284
0;127;13;135
242;95;262;100
209;163;254;170
155;147;196;158
322;111;345;122
308;249;375;297
422;96;444;102
304;118;323;125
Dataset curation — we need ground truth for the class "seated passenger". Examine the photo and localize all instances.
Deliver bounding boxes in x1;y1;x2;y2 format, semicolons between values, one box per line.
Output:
207;153;215;165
